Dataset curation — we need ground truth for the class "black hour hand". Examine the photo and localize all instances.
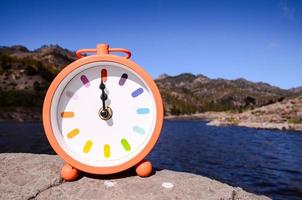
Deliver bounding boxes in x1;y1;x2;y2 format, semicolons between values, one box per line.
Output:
99;80;113;120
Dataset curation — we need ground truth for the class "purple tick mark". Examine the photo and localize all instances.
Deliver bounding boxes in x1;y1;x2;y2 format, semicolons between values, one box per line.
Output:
80;75;90;87
119;73;128;86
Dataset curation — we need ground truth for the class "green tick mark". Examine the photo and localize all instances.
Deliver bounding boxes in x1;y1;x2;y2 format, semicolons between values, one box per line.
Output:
121;138;131;151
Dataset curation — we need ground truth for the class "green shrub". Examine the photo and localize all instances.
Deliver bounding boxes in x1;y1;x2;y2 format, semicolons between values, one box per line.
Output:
288;117;302;124
227;117;239;125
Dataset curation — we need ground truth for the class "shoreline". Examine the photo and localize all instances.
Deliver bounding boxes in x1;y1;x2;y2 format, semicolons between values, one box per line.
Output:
165;112;302;132
1;108;301;132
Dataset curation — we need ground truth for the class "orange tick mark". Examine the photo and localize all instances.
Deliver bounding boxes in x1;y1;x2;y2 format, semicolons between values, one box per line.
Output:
67;128;79;139
61;112;74;118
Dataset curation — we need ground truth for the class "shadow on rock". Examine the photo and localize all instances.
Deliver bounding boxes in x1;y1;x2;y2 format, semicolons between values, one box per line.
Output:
79;167;160;180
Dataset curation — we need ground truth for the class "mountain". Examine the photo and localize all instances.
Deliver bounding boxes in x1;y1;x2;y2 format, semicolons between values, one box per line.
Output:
290;86;302;94
155;73;301;115
0;45;76;91
0;44;76;70
0;44;301;121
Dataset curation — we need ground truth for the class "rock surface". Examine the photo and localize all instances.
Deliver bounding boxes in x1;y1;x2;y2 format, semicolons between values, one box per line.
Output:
0;153;270;200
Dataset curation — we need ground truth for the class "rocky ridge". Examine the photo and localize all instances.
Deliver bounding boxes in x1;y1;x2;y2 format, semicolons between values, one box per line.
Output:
205;96;302;131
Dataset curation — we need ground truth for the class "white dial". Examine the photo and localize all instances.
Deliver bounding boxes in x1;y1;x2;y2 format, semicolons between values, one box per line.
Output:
50;61;156;167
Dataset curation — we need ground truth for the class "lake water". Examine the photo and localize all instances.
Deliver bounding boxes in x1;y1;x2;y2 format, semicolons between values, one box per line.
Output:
0;120;302;200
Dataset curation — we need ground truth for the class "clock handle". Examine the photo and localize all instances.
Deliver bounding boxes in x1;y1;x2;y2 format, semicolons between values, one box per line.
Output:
76;44;131;59
109;48;131;59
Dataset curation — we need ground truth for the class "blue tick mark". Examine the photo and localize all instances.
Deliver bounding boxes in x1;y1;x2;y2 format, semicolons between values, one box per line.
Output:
133;126;145;135
137;108;150;114
131;88;143;97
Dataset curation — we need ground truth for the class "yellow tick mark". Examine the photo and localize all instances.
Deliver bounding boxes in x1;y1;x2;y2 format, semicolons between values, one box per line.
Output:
104;144;110;158
83;140;93;153
61;112;74;118
67;128;80;139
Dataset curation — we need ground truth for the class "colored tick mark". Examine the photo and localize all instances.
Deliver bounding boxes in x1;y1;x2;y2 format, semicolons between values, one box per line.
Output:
133;126;145;135
67;128;80;139
121;139;131;151
66;91;78;100
80;75;90;87
101;69;107;82
131;88;143;97
83;140;93;153
61;112;74;118
119;73;128;86
136;108;150;114
104;144;110;158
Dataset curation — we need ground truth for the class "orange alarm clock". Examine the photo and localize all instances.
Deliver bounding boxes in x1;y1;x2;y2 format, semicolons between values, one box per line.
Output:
43;44;163;181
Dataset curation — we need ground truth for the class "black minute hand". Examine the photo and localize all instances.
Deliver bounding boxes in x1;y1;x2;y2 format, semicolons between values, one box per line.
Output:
99;80;108;110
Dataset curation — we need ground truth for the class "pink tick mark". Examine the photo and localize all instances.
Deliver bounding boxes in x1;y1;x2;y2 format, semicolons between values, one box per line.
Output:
66;91;78;100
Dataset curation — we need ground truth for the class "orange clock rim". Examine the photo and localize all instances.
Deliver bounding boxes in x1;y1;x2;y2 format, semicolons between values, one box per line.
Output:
42;54;164;174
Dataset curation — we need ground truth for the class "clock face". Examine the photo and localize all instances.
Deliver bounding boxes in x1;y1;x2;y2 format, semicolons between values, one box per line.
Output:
50;61;157;167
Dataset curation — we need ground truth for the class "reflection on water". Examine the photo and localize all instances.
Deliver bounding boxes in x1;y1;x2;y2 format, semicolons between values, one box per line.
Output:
0;120;302;200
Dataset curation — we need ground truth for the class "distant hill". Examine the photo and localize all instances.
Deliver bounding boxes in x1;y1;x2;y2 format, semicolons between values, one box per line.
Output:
0;44;76;69
0;45;76;91
0;44;301;121
155;73;302;115
290;86;302;94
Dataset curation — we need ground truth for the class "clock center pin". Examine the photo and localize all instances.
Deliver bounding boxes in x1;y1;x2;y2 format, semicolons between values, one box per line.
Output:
99;107;113;120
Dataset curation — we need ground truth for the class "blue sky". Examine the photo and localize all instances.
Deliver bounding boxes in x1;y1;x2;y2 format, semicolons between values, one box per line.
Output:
0;0;301;89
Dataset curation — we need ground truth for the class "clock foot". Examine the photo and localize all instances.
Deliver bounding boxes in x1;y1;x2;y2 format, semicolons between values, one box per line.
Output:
60;163;79;181
135;159;153;177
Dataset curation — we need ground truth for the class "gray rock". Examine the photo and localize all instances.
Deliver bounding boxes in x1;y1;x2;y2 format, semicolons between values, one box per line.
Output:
0;153;271;200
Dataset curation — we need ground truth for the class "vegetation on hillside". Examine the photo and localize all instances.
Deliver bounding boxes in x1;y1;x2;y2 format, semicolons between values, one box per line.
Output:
0;53;59;81
0;48;61;109
0;90;45;107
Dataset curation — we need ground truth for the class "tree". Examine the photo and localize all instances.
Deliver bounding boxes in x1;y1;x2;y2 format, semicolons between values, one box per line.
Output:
33;81;41;91
245;96;256;106
0;55;11;70
170;105;181;115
